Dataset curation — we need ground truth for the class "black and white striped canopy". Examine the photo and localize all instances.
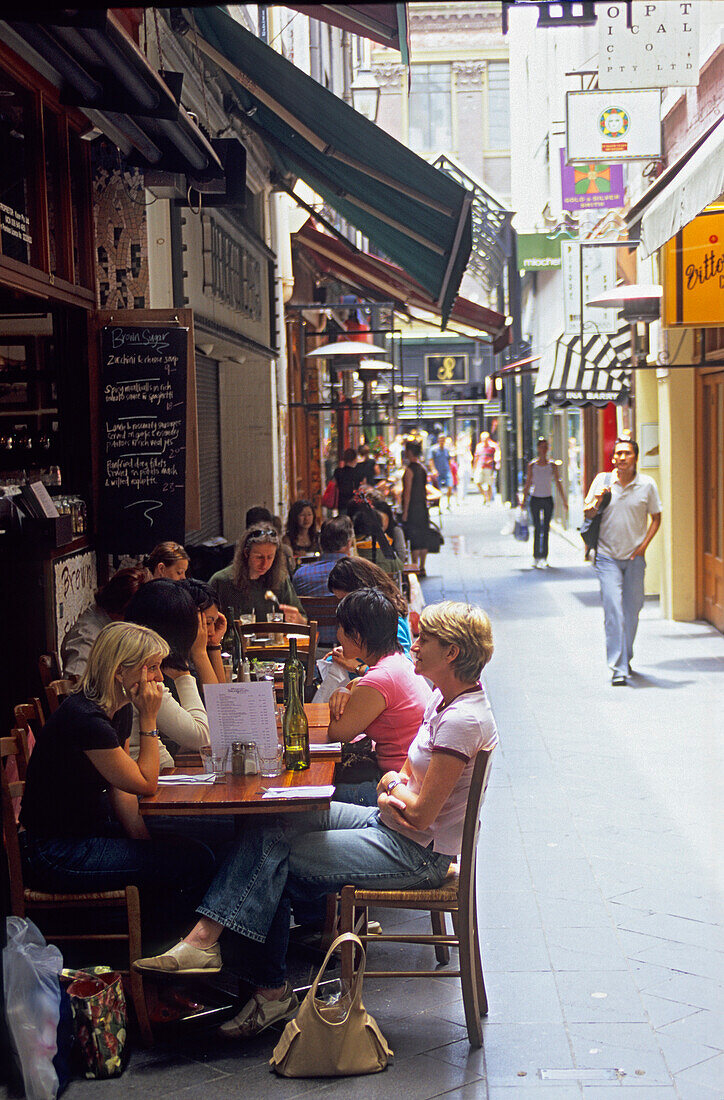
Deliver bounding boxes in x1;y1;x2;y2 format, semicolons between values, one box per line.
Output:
534;325;631;408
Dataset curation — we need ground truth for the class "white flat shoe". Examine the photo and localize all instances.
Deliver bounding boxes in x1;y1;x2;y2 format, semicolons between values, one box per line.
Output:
133;940;222;975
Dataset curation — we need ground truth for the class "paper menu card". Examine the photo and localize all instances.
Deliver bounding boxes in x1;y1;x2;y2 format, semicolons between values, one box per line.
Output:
204;681;277;758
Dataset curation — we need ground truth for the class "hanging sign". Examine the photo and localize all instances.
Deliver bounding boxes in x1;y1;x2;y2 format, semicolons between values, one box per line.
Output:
559;149;625;212
562;241;617;335
99;325;189;554
663;208;724;327
425;354;468;385
566;89;661;162
598;2;700;90
517;232;566;273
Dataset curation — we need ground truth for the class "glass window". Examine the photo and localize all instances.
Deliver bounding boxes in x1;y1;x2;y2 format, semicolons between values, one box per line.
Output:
0;73;33;265
68;130;92;287
487;61;510;150
408;63;452;152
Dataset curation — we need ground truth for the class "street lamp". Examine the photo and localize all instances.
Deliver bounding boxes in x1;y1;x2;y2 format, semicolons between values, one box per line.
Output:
351;68;381;123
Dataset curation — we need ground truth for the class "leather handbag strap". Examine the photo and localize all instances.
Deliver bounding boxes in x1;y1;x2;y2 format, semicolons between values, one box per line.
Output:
308;932;366;1018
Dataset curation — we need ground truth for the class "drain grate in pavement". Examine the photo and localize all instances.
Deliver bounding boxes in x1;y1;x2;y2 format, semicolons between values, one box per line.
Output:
539;1068;625;1082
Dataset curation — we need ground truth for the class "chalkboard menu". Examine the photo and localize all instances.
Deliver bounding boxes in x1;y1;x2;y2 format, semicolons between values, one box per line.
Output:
99;325;188;554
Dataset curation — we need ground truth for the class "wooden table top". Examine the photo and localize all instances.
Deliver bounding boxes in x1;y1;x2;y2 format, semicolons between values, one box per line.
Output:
140;758;337;816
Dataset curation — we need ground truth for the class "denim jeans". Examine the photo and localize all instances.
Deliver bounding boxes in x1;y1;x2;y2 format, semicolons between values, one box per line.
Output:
20;829;216;907
333;781;379;806
197;802;452;987
594;552;646;676
529;495;554;561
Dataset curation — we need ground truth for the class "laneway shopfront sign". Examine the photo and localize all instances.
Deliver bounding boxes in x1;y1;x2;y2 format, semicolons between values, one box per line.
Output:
663;208;724;327
425;354;468;385
598;2;700;89
562;241;617;335
517;232;570;274
566;89;662;162
559;149;624;212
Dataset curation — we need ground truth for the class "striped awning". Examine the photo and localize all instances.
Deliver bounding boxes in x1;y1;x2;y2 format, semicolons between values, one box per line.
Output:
534;325;631;408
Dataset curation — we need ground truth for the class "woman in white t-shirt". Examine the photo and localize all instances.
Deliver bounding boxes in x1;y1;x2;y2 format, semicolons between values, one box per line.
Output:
523;437;567;567
136;601;498;1041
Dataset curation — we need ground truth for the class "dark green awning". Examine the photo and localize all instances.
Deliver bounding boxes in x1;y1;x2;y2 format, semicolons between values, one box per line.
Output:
188;6;472;323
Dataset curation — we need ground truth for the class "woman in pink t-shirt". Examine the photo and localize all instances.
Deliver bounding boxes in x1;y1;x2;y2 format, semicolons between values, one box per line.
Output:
328;588;431;805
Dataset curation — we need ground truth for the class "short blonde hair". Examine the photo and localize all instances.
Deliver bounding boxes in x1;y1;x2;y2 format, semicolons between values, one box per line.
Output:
419;601;493;682
76;621;169;714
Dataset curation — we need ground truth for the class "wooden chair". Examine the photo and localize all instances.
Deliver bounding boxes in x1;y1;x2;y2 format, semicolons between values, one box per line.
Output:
13;698;46;765
236;621;318;687
338;748;495;1048
45;678;74;714
0;730;154;1047
298;595;339;648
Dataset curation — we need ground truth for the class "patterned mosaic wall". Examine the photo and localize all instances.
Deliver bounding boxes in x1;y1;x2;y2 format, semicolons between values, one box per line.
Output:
92;144;149;309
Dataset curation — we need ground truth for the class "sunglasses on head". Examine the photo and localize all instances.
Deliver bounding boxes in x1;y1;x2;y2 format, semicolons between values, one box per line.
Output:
247;527;278;541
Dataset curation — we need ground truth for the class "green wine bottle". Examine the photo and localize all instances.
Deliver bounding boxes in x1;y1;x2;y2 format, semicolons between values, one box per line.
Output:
221;606;242;680
283;637;305;705
283;653;310;771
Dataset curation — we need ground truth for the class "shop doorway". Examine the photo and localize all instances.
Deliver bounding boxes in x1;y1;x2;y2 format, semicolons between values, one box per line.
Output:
698;369;724;632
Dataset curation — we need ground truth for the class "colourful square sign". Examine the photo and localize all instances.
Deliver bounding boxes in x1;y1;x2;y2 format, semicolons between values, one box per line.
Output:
560;149;624;210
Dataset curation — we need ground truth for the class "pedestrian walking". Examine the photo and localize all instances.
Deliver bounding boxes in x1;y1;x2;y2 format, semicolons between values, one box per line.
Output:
429;432;454;510
522;438;567;567
583;438;662;686
473;432;498;503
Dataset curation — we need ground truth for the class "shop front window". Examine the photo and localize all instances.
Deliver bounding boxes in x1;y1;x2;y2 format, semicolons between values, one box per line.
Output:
0;73;33;266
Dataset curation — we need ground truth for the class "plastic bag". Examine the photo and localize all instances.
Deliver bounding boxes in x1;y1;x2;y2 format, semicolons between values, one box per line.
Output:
513;506;529;542
313;657;352;703
3;917;63;1100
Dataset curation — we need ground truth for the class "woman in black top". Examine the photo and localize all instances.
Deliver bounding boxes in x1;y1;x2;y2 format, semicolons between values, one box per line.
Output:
20;622;215;905
333;448;361;513
401;439;430;576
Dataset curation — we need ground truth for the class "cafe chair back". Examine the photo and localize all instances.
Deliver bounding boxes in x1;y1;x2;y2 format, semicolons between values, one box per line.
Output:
338;748;495;1049
0;728;154;1047
298;595;339;645
13;698;46;766
236;620;318;687
38;651;62;689
45;678;74;714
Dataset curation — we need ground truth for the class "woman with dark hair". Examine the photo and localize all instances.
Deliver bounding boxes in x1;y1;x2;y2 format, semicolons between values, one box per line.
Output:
332;448;360;513
146;541;190;580
283;500;320;564
124;579;213;770
61;565;151;679
402;439;430;576
209;525;305;624
327;556;412;656
181;579;227;684
323;588;430;804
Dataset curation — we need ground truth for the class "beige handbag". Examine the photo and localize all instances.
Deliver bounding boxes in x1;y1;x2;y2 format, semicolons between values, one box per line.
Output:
270;933;393;1077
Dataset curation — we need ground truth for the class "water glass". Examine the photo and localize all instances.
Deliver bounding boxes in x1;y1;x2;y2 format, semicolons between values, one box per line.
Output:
267;611;284;623
211;747;229;783
259;743;284;778
238;614;255;625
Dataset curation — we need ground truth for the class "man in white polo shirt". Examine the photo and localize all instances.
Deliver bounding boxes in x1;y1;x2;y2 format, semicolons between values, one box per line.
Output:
584;438;662;686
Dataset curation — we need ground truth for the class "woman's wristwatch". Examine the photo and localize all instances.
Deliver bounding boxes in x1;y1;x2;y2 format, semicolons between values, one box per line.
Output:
207;644;222;651
139;729;159;738
356;660;369;675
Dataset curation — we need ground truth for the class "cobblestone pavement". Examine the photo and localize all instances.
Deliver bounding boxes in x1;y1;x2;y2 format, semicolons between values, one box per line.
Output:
16;499;722;1099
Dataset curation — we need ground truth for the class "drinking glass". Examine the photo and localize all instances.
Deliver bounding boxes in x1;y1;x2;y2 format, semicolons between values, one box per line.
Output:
267;611;284;623
259;743;283;778
211;747;229;783
238;614;255;625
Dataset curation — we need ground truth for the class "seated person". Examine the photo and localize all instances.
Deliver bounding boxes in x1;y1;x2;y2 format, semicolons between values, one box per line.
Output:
366;492;407;557
246;507;295;575
61;565;151;679
327;556;412;656
135;601;498;1041
209;525;305;624
349;498;404;576
283;500;321;565
124;580;214;770
292;516;353;647
20;622;215;913
181;578;227;685
326;588;431;805
146;541;190;580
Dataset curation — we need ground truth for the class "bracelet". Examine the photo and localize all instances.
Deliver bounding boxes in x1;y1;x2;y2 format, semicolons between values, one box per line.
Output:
207;645;222;651
357;661;369;675
139;729;159;738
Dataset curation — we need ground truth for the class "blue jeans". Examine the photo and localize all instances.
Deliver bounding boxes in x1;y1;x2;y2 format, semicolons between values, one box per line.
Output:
594;552;646;677
20;829;216;906
197;803;452;987
529;495;554;560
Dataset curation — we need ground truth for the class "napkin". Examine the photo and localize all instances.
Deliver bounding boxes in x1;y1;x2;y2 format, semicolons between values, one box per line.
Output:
261;785;335;800
157;773;216;785
310;742;342;753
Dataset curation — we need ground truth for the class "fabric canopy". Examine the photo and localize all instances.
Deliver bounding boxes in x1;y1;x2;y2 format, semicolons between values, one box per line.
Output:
188;6;472;323
630;116;724;259
294;219;511;352
283;5;409;64
534;326;631;409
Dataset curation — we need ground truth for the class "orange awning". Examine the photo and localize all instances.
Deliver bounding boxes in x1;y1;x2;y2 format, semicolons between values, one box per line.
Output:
294;219;512;353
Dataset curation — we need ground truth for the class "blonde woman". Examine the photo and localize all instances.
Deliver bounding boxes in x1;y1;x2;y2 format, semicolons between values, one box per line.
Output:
19;622;215;903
